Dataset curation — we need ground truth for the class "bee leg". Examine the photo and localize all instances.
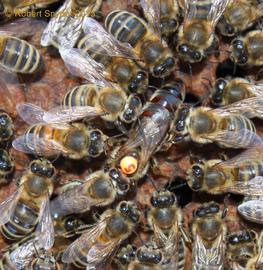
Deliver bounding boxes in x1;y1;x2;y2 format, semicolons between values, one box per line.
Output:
179;225;192;250
114;121;129;135
92;10;103;21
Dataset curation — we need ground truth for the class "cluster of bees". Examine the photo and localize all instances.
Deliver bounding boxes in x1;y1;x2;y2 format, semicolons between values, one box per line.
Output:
0;0;263;269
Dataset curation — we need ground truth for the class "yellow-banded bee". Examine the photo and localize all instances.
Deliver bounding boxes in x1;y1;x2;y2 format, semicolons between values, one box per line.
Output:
187;146;263;196
12;122;107;160
41;0;102;48
50;168;130;217
226;230;261;270
0;158;55;242
176;0;230;63
173;97;263;148
105;9;176;77
61;201;141;269
190;202;227;270
140;0;181;38
108;80;185;181
230;30;263;67
210;77;263;106
76;17;148;94
217;0;263;37
147;190;186;270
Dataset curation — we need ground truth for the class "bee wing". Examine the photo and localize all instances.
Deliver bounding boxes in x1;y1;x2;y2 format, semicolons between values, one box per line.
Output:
62;216;110;263
17;103;46;125
213;97;263;119
12;133;69;156
41;0;83;48
203;128;263;149
14;0;57;8
222;176;263;196
0;189;20;226
35;194;54;250
59;47;111;87
51;176;107;216
140;0;161;37
238;199;263;224
82;17;139;60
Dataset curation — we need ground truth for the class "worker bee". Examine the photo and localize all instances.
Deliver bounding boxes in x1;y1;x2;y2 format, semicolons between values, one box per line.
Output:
187;146;263;196
217;0;263;37
140;0;181;38
115;244;137;269
238;198;263;224
41;0;102;48
76;17;148;94
0;158;55;242
50;168;130;217
173;97;263;148
105;9;176;77
0;149;13;184
108;80;185;181
61;201;141;269
230;30;263;67
176;0;230;63
190;202;227;270
147;190;186;270
210;77;263;106
226;230;261;270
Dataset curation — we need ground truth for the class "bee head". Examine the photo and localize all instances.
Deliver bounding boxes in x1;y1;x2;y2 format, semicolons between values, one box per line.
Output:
228;230;256;245
136;245;162;265
150;190;176;208
211;78;227;105
193;202;220;218
119;201;141;224
0;112;13;141
152;57;176;77
30;159;55;178
177;43;203;63
160;18;179;36
128;71;148;93
108;168;130;194
0;149;12;174
120;95;142;123
231;39;248;65
117;245;137;266
187;164;204;191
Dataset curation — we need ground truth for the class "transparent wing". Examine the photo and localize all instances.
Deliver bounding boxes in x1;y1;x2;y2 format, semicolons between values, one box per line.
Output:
59;47;111;87
213;96;263;119
0;189;20;226
181;0;198;22
17;103;46;125
50;176;104;216
15;0;58;8
35;194;54;250
238;199;263;224
224;176;263;196
62;216;110;263
41;0;83;48
203;129;263;149
12;133;69;157
82;17;139;60
140;0;161;36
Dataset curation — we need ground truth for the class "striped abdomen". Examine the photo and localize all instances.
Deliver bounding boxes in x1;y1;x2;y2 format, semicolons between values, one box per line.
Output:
188;0;213;20
236;161;263;182
63;84;98;107
0;37;42;74
0;200;38;241
105;10;147;48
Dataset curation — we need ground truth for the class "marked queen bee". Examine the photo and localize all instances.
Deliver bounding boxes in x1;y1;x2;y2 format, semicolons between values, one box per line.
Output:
176;0;231;63
61;201;141;269
105;7;176;77
0;158;55;242
187;146;263;196
173;97;263;148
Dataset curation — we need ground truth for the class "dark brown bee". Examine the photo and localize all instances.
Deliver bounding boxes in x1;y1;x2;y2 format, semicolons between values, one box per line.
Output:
230;30;263;67
0;149;13;185
108;80;185;181
0;158;55;242
190;202;227;270
227;230;261;270
115;244;137;269
217;0;263;37
105;10;176;77
61;201;141;269
176;0;230;63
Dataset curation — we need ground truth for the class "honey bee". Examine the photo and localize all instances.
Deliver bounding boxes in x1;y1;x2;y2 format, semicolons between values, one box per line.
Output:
140;0;181;38
226;230;261;270
187;146;263;195
76;17;148;94
41;0;102;48
105;9;176;77
176;0;230;63
238;198;263;224
173;98;263;148
108;80;185;181
0;158;55;242
12;114;108;159
0;149;13;185
190;202;227;270
50;168;130;217
147;190;186;270
61;201;141;269
210;77;263;106
115;244;137;269
230;30;263;67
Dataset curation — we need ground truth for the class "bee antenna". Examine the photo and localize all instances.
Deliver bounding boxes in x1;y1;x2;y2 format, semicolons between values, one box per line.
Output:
133;230;146;247
201;77;213;88
33;240;40;258
187;63;193;91
169;182;188;191
146;175;158;192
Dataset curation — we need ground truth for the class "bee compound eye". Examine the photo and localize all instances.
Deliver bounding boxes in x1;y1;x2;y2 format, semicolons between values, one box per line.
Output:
229;235;239;244
120;156;138;175
30;162;39;173
120;201;129;213
178;44;189;54
191;50;202;61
